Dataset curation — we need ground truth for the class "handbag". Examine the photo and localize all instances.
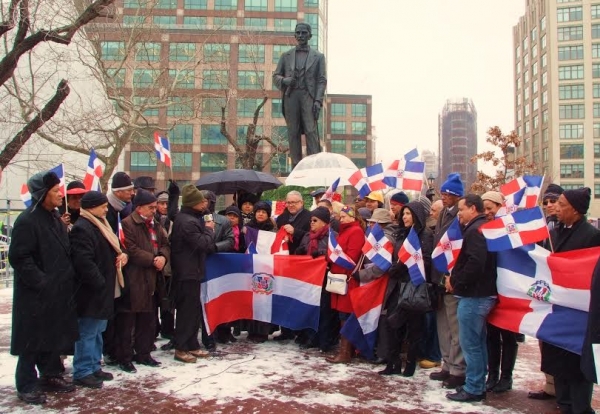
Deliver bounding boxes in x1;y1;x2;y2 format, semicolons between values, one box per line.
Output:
397;281;434;313
325;255;365;295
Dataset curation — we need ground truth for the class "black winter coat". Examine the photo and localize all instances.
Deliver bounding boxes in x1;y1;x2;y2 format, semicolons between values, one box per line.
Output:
276;208;311;254
542;219;600;380
449;214;497;297
107;201;132;234
170;207;216;282
8;207;78;355
70;216;117;319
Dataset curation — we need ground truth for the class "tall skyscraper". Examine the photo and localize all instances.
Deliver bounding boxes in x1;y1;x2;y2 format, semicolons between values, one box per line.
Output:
514;0;600;217
438;98;478;188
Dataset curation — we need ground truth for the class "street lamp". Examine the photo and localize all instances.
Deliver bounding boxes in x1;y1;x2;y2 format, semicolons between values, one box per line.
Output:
426;174;436;201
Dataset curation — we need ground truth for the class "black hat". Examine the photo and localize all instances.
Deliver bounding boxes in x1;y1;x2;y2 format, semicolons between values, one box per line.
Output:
225;205;241;218
27;171;61;204
111;172;133;191
543;183;564;201
66;181;87;195
134;176;155;191
563;187;591;215
310;206;331;224
133;189;157;207
310;188;326;198
238;193;259;209
81;191;108;209
253;201;272;217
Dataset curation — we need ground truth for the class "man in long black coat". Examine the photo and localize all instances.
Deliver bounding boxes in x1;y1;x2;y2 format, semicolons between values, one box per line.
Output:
8;171;79;405
542;187;600;414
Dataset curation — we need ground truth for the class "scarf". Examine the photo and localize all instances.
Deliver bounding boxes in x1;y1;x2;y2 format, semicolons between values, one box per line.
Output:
232;225;240;251
79;209;125;298
308;225;329;255
107;192;126;212
143;216;158;254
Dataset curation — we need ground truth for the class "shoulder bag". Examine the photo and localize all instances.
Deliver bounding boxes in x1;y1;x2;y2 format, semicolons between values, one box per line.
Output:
325;255;365;295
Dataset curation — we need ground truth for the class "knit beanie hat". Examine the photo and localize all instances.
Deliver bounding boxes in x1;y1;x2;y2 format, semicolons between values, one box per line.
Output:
416;195;432;214
543;183;564;201
66;181;87;195
133;189;157;207
81;191;108;209
481;191;504;205
156;191;169;203
253;201;272;217
28;171;61;203
181;184;205;208
390;192;409;206
440;173;464;197
563;187;591;215
310;206;331;224
112;172;133;191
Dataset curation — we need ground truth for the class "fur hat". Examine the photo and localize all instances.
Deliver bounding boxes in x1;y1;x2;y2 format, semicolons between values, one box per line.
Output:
181;184;205;208
111;172;133;191
253;201;272;217
440;173;464;197
81;191;108;209
27;171;61;204
310;206;331;224
563;187;591;215
133;189;157;207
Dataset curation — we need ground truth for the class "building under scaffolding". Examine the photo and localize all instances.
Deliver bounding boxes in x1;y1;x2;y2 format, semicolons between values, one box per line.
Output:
438;98;478;189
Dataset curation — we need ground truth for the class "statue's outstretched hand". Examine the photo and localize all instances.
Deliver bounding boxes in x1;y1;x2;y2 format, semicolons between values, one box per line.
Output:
312;101;322;120
282;77;296;87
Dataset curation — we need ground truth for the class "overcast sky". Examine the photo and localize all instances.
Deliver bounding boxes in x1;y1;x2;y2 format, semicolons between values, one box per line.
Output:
327;0;525;167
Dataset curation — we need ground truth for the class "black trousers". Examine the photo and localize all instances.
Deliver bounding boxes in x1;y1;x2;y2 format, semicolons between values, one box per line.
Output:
15;352;62;393
388;311;425;365
115;311;155;363
486;323;518;379
554;376;595;414
284;88;321;167
102;313;117;358
174;280;202;351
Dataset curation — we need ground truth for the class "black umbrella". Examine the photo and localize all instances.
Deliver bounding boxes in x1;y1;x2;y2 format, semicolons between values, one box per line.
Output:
194;169;282;195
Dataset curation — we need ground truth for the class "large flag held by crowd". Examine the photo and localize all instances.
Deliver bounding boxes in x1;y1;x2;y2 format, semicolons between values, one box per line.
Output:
244;227;289;255
488;244;600;354
201;253;327;335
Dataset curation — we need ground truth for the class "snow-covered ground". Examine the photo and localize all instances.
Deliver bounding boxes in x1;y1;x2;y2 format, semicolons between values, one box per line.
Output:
0;288;593;413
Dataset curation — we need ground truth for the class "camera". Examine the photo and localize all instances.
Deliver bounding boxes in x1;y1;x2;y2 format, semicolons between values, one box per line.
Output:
203;214;214;222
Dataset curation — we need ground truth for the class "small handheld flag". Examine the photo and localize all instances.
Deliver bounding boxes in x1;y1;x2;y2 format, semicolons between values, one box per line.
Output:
83;148;103;191
117;212;126;248
480;207;549;252
362;223;394;271
321;177;340;202
348;163;387;198
154;132;172;167
327;229;356;270
432;218;463;273
398;227;426;286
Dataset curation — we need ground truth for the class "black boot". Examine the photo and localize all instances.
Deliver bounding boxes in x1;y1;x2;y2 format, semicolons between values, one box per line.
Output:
378;362;401;376
486;373;499;392
492;376;513;393
402;360;416;377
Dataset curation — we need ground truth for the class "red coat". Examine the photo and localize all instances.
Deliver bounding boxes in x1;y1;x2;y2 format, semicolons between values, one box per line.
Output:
329;220;364;313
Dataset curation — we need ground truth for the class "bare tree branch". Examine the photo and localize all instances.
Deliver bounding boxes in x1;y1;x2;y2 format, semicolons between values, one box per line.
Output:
0;0;21;37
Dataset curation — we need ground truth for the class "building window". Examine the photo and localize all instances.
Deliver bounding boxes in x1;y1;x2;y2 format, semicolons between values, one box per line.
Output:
542;90;548;105
213;17;236;29
558;44;584;60
270;154;291;175
595;103;600;118
352;158;367;168
558;25;583;41
237;98;264;117
202;70;228;89
594;63;600;78
559;104;585;119
244;18;267;30
237;71;264;89
532;43;538;59
351;140;366;154
135;42;161;61
524;53;529;67
239;44;265;63
558;65;584;79
272;126;288;142
533;97;539;112
562;183;584;190
351;122;367;135
172;153;192;172
543;128;549;142
123;16;145;25
517;77;521;90
106;68;125;88
130;152;156;171
169;69;195;89
594;24;600;38
560;163;584;178
236;125;263;145
274;18;297;32
542;53;547;67
516;60;521;74
169;124;193;144
532;62;538;76
245;0;267;11
523;36;528;50
517;109;522;122
542;71;547;86
153;15;176;26
201;97;225;117
594;44;600;58
596;143;600;158
167;97;194;117
330;103;345;116
543;109;549;124
184;0;207;9
169;43;196;61
595;184;600;199
271;99;283;118
305;0;319;7
275;0;297;12
525;121;531;134
516;45;521;58
540;16;546;31
200;125;226;145
133;69;160;88
533;115;539;128
330;139;345;153
272;45;290;63
330;121;346;135
560;144;584;158
133;96;159;117
531;27;537;42
204;43;230;62
352;103;367;117
524;70;529;84
532;79;538;94
542;147;548;162
524;104;530;117
101;41;125;60
559;123;584;139
541;34;547;49
183;16;207;28
214;0;237;10
524;87;530;102
559;84;585;99
517;93;522;107
200;153;227;172
557;6;583;22
595;164;600;178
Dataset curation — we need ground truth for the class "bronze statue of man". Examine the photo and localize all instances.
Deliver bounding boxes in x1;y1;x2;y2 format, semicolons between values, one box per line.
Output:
273;23;327;168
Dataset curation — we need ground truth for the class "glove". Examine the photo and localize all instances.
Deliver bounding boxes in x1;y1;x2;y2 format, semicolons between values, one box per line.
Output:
168;179;180;196
311;250;321;259
351;271;361;281
312;101;322;120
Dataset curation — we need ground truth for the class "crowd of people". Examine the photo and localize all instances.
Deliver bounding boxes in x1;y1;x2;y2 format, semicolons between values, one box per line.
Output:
6;168;600;413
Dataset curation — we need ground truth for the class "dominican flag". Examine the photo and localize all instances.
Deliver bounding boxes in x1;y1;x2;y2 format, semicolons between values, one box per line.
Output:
154;132;172;167
382;148;425;192
362;223;394;272
20;184;32;208
244;227;289;255
321;177;340;202
488;244;600;354
348;163;387;198
117;212;126;247
501;175;544;212
327;229;356;270
432;218;463;273
480;207;549;252
201;253;327;335
83;148;103;191
340;275;388;359
398;227;426;286
50;164;66;197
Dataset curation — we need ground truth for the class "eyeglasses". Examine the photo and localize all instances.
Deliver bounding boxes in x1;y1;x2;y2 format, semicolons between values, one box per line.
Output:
310;219;319;223
286;200;301;205
542;199;557;206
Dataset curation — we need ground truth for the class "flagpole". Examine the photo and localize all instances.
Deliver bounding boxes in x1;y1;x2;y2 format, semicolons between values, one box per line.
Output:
63;163;68;215
540;206;555;253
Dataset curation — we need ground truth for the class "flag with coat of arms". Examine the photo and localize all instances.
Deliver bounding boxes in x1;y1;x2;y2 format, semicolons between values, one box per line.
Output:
431;218;463;273
398;227;426;286
320;177;340;202
500;175;544;213
382;148;425;192
480;207;549;252
348;164;387;198
362;223;394;272
327;229;356;270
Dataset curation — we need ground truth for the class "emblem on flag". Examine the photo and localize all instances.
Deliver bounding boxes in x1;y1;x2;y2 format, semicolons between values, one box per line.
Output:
252;273;274;295
432;218;463;273
480;207;549;252
362;223;394;272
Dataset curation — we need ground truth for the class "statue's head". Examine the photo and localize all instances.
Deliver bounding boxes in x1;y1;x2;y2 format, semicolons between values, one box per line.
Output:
294;23;312;46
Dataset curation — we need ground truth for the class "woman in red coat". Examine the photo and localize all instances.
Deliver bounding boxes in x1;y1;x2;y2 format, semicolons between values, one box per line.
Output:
327;205;365;363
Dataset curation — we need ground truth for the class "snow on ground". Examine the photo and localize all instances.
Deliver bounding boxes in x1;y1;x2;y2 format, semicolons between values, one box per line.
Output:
0;287;594;413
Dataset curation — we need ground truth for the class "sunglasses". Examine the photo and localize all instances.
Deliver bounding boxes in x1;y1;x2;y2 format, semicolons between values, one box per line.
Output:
310;219;320;223
542;199;557;206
